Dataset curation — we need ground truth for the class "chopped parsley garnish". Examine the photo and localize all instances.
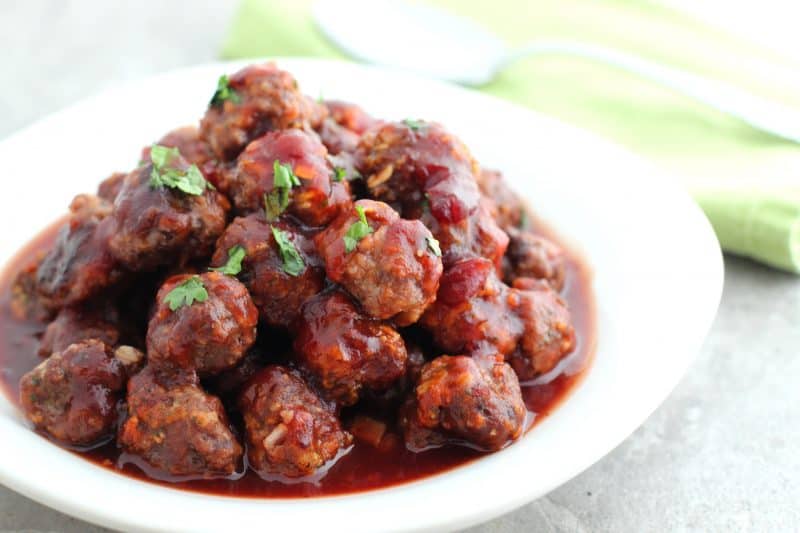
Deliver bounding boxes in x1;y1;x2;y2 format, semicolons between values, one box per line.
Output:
333;167;347;182
343;205;373;253
271;227;305;276
264;160;301;220
518;209;529;230
164;276;208;311
403;118;425;131
149;144;211;195
209;245;246;276
209;74;240;107
426;235;442;257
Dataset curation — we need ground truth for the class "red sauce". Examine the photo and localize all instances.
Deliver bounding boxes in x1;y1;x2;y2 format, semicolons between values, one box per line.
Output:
0;217;595;498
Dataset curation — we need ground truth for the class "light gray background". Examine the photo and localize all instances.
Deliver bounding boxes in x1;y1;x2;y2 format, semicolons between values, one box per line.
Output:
1;2;798;532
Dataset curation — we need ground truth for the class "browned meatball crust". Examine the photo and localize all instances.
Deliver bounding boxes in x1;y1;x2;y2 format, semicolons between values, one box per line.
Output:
324;100;377;135
147;272;258;375
508;279;576;380
38;303;122;357
19;340;126;447
503;228;567;291
107;155;229;272
199;63;323;161
211;214;324;328
118;366;242;478
293;290;408;406
239;366;352;479
227;129;351;226
400;354;526;451
36;194;125;309
422;258;576;380
315;200;443;325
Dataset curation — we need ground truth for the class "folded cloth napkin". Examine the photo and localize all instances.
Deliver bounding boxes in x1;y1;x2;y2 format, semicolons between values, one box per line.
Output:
222;0;800;274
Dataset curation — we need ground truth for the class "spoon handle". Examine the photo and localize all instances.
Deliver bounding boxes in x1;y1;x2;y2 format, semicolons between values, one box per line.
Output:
502;40;800;144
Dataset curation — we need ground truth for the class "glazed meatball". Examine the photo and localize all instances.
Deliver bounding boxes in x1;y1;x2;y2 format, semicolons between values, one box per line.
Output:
400;353;526;452
293;290;408;406
147;272;258;375
200;63;323;161
503;228;567;291
118;366;242;478
227;129;351;226
477;168;524;231
19;340;126;447
210;214;324;328
507;279;576;380
205;349;265;401
315;200;443;325
38;303;122;357
36;194;125;309
318;118;360;155
107;152;229;272
422;258;576;380
9;255;51;322
97;172;127;202
421;258;521;357
239;366;353;479
357;121;507;267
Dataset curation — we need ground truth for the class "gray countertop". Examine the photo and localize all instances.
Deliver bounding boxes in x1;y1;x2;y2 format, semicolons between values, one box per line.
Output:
2;2;798;531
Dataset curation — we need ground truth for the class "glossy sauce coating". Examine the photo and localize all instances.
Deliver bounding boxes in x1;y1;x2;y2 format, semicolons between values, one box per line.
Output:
0;216;594;497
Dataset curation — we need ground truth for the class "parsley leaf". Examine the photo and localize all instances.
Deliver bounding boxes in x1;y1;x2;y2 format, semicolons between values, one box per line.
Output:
343;205;373;253
209;245;246;276
271;226;305;276
264;160;301;220
403;118;425;131
164;276;208;311
426;235;442;257
333;167;347;182
149;144;210;196
209;74;240;107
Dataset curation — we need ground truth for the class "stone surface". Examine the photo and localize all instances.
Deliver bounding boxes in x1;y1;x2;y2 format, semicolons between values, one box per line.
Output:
1;2;798;532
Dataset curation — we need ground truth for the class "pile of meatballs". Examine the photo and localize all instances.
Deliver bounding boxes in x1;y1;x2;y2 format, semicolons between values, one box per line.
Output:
12;63;576;482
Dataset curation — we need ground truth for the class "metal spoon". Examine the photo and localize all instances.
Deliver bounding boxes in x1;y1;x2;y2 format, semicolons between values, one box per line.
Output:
313;0;800;144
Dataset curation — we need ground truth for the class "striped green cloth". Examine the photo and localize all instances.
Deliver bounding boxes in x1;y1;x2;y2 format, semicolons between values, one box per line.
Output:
223;0;800;273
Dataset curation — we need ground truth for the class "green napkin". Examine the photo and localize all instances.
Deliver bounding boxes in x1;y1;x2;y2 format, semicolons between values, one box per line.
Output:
222;0;800;274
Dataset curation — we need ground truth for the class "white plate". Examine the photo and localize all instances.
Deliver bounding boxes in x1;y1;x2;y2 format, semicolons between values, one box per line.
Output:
0;59;723;532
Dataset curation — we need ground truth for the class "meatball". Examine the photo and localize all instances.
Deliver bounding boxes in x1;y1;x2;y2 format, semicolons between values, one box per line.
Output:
147;272;258;375
204;349;265;401
118;366;242;478
238;366;352;479
503;228;567;291
36;194;125;309
293;290;408;406
476;168;524;231
107;152;229;272
199;63;322;161
210;214;324;328
38;303;122;357
400;353;526;452
318;119;360;155
97;172;127;202
356;121;507;267
19;340;126;447
507;279;576;380
421;258;521;357
227;129;351;226
9;255;51;322
315;200;442;325
422;258;576;380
